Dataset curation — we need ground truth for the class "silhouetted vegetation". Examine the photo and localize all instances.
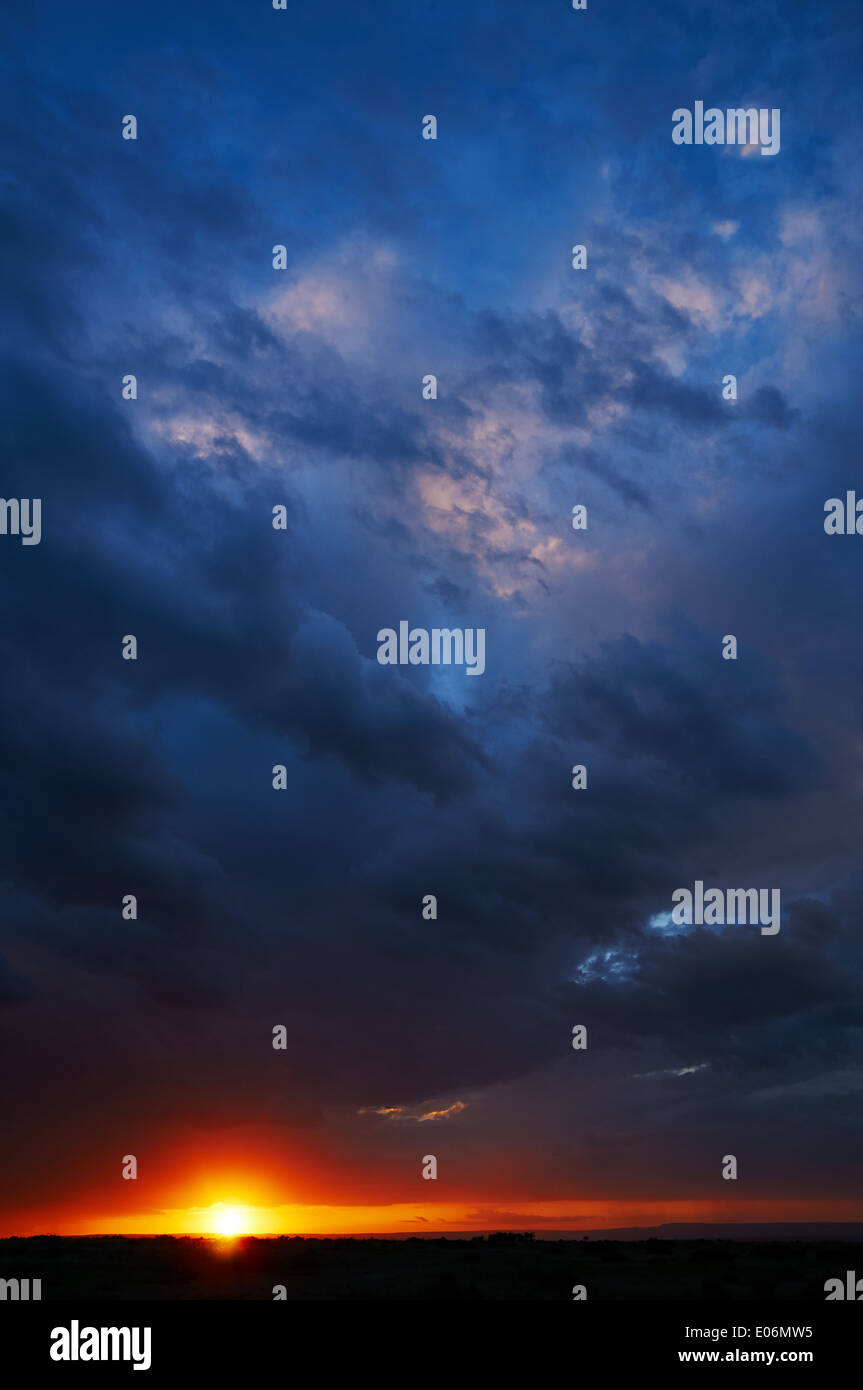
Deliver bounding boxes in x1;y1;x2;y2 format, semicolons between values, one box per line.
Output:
0;1234;859;1300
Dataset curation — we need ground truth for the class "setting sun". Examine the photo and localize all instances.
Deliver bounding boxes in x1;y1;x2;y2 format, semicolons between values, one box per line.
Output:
211;1205;250;1238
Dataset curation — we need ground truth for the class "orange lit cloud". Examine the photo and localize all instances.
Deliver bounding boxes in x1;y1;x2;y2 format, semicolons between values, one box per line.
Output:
356;1100;468;1122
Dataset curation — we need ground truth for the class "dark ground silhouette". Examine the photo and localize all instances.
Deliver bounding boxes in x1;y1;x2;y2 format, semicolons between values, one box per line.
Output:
1;1233;861;1299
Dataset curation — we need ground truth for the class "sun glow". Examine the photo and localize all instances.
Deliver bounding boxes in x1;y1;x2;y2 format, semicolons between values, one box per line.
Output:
6;1193;861;1239
210;1204;251;1238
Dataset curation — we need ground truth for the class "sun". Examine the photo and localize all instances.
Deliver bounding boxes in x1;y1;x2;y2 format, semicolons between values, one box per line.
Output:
212;1205;249;1238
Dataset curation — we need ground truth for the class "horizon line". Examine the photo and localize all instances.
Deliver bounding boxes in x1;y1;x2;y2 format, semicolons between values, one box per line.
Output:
5;1220;863;1242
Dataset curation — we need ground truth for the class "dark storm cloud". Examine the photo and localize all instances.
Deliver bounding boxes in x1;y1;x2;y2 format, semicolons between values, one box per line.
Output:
580;905;857;1058
0;358;487;808
542;632;815;803
357;623;820;972
559;446;653;511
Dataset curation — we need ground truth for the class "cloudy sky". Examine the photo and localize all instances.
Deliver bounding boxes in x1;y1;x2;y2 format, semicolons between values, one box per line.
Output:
1;0;862;1236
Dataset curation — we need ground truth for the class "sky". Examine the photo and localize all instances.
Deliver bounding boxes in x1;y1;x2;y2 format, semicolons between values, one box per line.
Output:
1;0;862;1237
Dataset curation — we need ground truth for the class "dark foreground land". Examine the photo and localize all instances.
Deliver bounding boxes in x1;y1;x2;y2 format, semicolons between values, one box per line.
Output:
2;1233;861;1299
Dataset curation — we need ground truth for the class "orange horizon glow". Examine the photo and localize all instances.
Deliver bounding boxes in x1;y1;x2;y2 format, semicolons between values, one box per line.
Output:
3;1195;862;1239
